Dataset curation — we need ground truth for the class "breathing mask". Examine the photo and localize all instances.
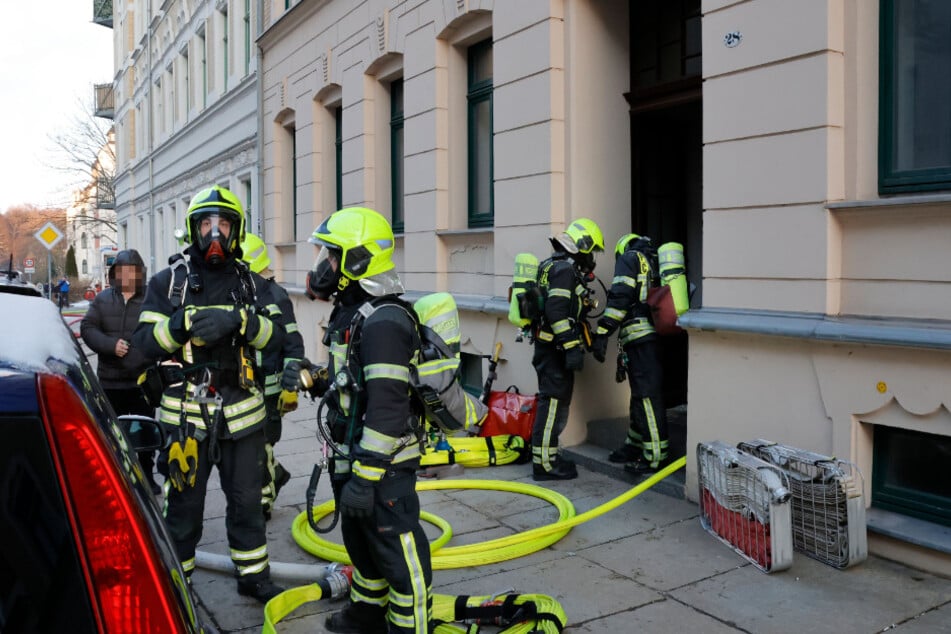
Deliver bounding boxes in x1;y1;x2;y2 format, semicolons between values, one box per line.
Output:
306;246;346;301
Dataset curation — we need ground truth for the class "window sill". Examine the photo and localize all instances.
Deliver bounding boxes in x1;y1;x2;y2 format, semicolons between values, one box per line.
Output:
867;507;951;555
436;227;494;238
827;193;951;211
678;308;951;351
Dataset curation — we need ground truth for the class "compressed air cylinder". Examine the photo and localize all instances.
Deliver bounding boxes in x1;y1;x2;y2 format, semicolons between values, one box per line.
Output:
657;242;689;315
508;252;540;328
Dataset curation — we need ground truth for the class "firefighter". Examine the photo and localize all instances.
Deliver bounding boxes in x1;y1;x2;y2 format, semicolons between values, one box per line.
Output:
240;232;305;520
304;207;431;634
590;233;669;475
132;185;284;603
531;218;604;481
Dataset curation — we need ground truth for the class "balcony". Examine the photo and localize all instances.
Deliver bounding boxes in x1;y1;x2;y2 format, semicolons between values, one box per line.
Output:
94;84;114;120
93;0;113;28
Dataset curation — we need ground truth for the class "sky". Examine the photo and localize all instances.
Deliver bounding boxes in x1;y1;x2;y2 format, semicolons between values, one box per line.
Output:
0;3;114;212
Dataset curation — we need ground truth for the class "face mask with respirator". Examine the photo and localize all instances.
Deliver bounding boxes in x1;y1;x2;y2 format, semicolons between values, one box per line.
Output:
306;247;345;301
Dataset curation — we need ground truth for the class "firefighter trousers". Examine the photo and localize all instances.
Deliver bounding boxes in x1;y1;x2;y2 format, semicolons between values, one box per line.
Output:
530;342;575;471
623;338;669;465
340;469;433;633
162;428;271;581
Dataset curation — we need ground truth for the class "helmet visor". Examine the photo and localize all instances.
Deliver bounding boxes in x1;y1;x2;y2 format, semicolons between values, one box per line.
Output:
194;212;236;251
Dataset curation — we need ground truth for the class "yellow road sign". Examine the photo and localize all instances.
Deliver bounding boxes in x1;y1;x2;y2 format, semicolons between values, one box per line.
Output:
35;222;64;250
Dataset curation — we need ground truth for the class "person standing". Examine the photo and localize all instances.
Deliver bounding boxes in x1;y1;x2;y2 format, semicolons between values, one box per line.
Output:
530;218;604;481
132;185;284;603
57;276;70;311
304;207;431;634
81;249;160;494
240;232;305;520
590;233;670;476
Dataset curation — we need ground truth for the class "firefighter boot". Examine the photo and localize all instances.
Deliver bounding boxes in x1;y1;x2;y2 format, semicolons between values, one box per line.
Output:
608;443;640;464
326;602;387;634
625;455;671;476
532;458;578;481
237;577;286;604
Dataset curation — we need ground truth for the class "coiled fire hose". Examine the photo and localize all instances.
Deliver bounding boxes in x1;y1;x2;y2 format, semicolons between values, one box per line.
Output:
261;457;686;631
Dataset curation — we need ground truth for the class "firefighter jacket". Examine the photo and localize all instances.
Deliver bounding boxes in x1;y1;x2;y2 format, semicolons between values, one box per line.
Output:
81;286;154;390
132;246;276;439
325;290;423;483
596;245;657;345
255;278;306;397
535;253;587;350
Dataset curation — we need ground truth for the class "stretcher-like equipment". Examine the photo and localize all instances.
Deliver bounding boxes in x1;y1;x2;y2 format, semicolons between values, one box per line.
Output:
697;441;794;572
737;439;867;569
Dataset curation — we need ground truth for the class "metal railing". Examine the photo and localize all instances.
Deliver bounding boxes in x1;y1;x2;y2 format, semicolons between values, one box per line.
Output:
94;84;114;120
93;0;113;28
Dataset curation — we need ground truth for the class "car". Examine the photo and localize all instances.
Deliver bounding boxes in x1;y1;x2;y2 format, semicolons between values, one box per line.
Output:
0;288;215;633
0;266;40;297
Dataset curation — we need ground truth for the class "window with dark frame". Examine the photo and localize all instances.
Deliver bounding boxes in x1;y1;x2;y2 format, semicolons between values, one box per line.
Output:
879;0;951;193
390;78;405;233
335;106;343;211
872;424;951;528
467;39;493;228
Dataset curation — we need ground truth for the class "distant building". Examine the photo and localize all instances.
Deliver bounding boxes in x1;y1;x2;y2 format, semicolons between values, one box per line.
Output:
67;130;117;289
108;0;260;271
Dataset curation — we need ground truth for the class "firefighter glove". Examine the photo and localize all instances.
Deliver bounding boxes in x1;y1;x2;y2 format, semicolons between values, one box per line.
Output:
277;389;298;415
591;334;609;364
281;360;303;391
565;346;585;372
189;307;243;345
339;476;375;519
167;437;198;491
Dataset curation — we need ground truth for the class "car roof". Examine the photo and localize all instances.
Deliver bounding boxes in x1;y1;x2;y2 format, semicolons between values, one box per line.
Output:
0;292;82;373
0;268;42;297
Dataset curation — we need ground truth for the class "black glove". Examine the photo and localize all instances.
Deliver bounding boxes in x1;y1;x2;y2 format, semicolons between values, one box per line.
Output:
565;347;585;372
591;335;609;364
281;360;302;391
339;476;375;519
189;308;242;345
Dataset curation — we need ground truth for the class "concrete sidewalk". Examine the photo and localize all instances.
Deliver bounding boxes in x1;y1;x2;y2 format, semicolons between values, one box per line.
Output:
187;398;951;633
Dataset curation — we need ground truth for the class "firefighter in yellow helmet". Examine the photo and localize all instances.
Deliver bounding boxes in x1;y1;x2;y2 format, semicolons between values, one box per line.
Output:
531;218;604;480
590;233;669;475
239;233;305;519
304;207;432;634
132;185;284;603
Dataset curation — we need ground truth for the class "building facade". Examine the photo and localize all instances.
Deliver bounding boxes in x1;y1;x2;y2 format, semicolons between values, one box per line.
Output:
108;0;951;574
110;0;261;273
66;131;118;290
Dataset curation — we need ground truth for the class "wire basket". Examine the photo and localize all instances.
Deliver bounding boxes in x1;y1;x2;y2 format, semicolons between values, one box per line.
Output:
737;439;867;569
697;441;794;573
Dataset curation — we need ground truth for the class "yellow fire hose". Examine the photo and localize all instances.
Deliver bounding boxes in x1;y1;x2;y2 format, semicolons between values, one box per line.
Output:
265;457;687;631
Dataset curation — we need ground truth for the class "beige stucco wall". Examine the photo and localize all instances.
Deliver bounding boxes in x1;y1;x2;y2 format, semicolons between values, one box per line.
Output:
685;330;951;496
259;0;633;446
691;0;951;557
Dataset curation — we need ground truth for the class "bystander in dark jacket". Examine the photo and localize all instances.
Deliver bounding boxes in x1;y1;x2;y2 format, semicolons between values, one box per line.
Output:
81;249;161;493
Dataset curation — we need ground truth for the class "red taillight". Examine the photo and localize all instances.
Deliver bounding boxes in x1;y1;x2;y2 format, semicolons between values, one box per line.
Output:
38;374;189;634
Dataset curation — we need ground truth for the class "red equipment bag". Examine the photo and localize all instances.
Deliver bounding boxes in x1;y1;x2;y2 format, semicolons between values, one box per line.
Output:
480;385;536;441
646;285;684;336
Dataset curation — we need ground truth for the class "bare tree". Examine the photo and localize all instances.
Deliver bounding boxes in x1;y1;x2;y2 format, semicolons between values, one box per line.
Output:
0;205;68;284
45;95;116;234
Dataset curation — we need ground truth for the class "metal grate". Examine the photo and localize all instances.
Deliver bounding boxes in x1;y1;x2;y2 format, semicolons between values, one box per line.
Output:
737;439;867;569
697;441;794;573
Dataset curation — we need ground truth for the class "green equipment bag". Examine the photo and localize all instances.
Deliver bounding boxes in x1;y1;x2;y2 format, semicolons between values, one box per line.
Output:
507;252;542;330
